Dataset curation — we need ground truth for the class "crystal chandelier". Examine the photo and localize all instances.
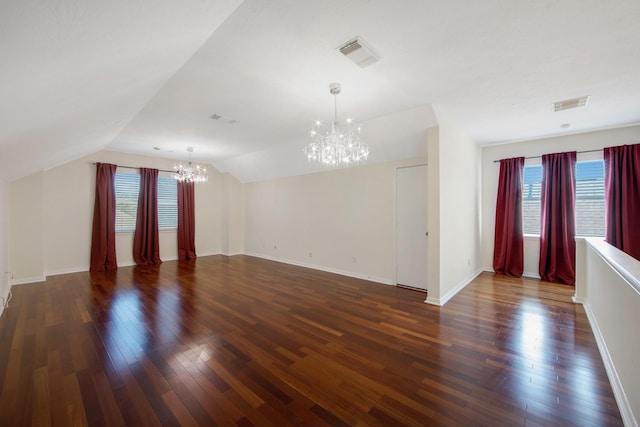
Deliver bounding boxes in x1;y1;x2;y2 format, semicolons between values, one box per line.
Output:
304;83;369;166
173;147;208;183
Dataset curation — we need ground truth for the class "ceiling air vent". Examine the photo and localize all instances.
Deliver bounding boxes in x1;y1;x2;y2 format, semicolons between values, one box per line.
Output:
210;113;237;124
337;37;381;68
553;96;590;112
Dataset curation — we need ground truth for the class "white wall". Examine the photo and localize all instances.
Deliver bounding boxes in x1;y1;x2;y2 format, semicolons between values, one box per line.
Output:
427;107;482;305
0;179;9;317
42;158;94;275
9;150;223;282
481;125;640;275
221;173;244;255
9;172;44;282
194;165;223;257
575;238;640;427
426;127;441;298
244;158;426;284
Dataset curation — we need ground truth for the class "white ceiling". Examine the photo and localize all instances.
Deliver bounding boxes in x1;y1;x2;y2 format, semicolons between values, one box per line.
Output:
1;0;639;182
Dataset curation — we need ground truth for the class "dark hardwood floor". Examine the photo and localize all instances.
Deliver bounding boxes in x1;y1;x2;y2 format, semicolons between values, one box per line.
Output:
0;255;623;426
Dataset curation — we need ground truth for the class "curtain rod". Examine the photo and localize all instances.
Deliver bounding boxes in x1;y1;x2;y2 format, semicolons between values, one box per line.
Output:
91;162;174;174
492;149;602;163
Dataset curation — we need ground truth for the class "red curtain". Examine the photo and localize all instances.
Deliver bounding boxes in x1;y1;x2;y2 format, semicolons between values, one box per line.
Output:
90;163;118;271
133;168;161;265
539;152;576;285
177;181;197;260
604;144;640;261
493;157;525;277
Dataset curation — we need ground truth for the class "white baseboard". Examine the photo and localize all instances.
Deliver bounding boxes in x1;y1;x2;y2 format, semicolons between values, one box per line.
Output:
582;301;637;427
483;267;541;280
425;269;482;306
571;294;585;304
522;271;541;279
11;276;45;285
198;252;221;257
45;266;89;277
116;261;136;268
221;252;243;257
244;252;393;285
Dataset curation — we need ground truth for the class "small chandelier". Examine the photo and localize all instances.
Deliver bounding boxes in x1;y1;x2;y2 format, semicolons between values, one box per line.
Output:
304;83;369;166
173;147;208;183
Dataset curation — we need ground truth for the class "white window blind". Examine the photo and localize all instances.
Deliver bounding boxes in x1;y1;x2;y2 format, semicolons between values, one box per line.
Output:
115;173;139;232
522;165;542;235
575;160;605;237
115;172;177;232
521;160;604;237
157;176;178;230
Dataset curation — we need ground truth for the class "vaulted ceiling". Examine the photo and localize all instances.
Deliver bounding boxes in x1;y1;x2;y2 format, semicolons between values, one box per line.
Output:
1;0;639;182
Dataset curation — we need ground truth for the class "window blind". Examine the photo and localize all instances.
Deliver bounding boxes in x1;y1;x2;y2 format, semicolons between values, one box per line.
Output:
115;172;177;232
520;160;604;237
575;160;605;237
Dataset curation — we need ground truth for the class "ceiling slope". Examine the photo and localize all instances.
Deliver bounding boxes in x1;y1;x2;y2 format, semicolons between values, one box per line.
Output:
2;0;639;182
0;0;242;181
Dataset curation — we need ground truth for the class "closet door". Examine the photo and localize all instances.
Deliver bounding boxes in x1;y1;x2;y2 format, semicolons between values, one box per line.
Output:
396;165;428;290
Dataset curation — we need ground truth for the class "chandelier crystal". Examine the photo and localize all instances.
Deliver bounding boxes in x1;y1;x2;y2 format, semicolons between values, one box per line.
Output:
173;147;208;183
304;83;368;166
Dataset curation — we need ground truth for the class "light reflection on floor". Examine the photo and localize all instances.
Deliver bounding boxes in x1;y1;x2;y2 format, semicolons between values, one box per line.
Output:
93;266;203;377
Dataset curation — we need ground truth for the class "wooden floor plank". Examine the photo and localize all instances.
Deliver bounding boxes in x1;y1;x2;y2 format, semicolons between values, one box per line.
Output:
0;255;624;426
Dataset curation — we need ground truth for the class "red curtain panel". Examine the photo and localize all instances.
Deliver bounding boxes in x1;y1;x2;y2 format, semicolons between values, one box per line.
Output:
539;152;576;285
90;163;118;271
493;157;525;277
133;168;162;265
604;144;640;261
177;181;197;260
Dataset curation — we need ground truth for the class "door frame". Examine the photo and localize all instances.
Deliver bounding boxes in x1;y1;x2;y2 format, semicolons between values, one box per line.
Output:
393;160;428;289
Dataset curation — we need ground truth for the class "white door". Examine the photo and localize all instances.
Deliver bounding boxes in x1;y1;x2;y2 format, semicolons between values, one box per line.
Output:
396;165;428;290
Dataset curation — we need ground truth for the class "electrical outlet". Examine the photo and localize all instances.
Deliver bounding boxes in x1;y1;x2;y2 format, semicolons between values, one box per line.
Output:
353;256;357;263
308;252;312;258
273;245;277;250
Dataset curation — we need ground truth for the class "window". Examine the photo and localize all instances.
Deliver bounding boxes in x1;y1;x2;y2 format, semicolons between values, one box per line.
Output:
522;165;542;235
575;160;605;237
521;160;604;237
115;172;177;232
157;175;178;230
115;173;139;232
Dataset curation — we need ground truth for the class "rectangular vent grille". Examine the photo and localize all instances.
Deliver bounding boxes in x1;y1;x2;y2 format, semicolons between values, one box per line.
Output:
210;113;237;124
553;96;590;112
339;40;362;56
337;37;380;68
